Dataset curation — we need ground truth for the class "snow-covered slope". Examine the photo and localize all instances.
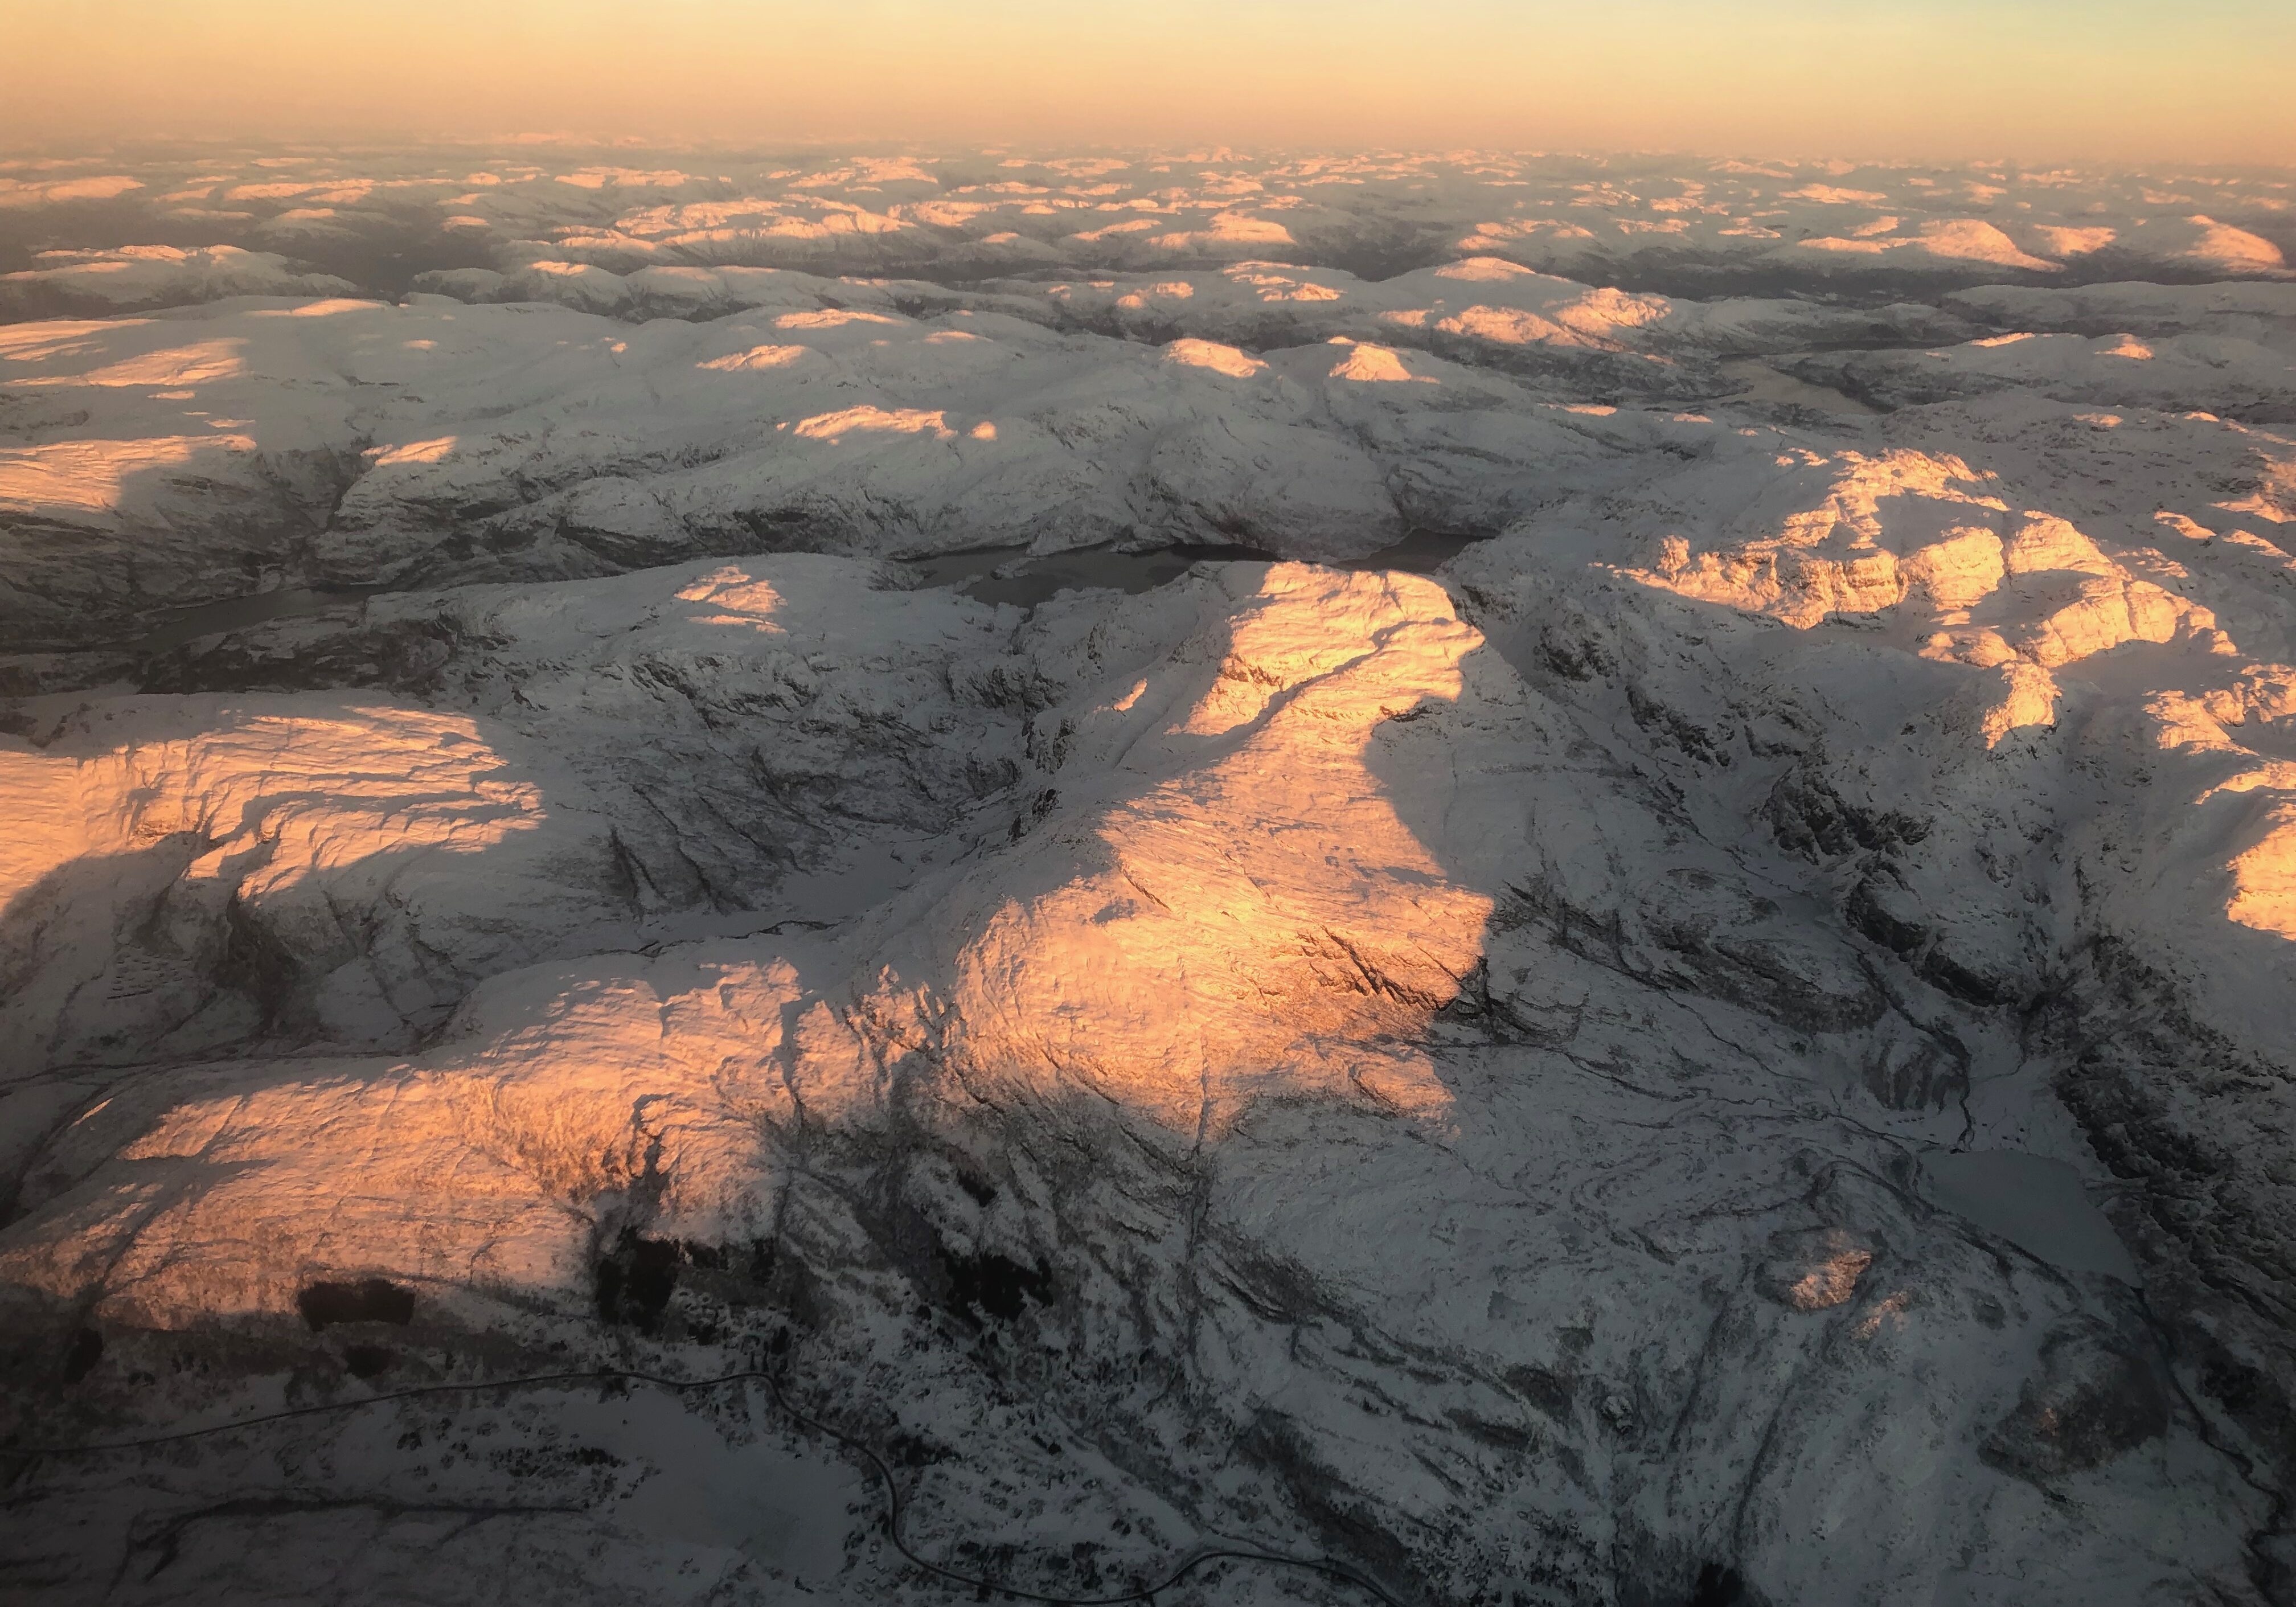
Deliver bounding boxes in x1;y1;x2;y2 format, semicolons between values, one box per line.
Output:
6;145;2296;1607
0;246;361;320
0;288;1712;645
3;150;2287;322
1781;282;2296;422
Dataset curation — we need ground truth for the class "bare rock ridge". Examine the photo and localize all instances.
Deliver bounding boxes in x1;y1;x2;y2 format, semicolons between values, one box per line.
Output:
5;149;2296;1607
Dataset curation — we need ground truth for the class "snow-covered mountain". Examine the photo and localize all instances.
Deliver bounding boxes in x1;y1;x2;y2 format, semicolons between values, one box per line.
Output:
5;147;2296;1607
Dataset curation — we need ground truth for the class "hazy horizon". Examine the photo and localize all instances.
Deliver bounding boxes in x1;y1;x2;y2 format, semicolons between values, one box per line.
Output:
10;0;2295;166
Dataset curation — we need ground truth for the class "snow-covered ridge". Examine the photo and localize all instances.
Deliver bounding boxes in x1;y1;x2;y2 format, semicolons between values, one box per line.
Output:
0;244;359;320
1;149;2287;328
5;146;2296;1607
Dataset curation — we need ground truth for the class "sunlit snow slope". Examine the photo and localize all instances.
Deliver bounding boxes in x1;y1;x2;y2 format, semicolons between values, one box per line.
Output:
5;146;2296;1607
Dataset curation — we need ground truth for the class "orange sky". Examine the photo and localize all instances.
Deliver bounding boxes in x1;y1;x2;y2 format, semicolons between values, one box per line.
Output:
7;1;2294;165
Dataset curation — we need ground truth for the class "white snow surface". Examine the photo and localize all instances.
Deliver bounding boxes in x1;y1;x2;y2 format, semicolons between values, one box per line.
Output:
5;146;2296;1607
0;245;361;319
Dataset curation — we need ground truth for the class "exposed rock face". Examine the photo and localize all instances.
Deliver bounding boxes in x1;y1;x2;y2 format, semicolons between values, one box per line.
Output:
5;150;2296;1607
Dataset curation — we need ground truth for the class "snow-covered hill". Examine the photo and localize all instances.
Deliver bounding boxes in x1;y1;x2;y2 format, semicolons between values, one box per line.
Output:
5;146;2296;1607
